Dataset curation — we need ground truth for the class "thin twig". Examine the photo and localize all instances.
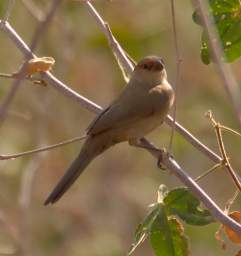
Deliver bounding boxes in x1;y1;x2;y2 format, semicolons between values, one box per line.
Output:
0;72;46;86
195;162;222;182
3;0;16;21
219;125;241;137
224;190;239;213
168;0;182;152
0;135;86;160
192;0;241;128
206;111;241;191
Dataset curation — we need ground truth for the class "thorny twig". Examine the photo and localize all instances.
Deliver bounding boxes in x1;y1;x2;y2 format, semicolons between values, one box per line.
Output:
206;111;241;192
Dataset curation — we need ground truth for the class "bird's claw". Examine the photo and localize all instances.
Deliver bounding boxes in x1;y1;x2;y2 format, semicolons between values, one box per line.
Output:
157;148;173;170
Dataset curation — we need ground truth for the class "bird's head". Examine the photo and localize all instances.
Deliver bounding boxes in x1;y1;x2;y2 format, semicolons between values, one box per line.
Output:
131;56;167;85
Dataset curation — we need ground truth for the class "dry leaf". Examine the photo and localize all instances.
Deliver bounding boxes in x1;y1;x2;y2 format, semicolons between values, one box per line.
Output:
24;57;55;76
224;211;241;244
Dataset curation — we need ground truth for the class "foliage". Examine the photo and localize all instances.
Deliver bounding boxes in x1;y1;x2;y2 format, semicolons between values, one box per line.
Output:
193;0;241;64
129;186;214;256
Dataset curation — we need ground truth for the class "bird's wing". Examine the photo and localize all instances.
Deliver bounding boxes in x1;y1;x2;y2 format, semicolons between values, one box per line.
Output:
86;86;154;136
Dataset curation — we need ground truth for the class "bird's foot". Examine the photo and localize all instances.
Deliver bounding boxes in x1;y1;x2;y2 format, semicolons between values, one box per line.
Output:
157;148;173;170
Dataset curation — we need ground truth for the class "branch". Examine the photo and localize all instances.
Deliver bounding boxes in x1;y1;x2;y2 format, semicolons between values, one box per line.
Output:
137;138;241;235
0;0;62;125
0;135;86;160
0;20;224;167
168;0;182;151
0;10;240;233
206;111;241;191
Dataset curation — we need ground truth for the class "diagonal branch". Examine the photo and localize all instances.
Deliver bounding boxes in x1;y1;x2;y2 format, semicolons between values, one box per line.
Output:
136;138;241;235
0;20;239;176
0;15;240;233
82;2;241;179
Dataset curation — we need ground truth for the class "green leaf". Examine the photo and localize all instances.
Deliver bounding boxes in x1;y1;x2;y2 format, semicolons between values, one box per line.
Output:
150;205;189;256
164;188;214;226
128;205;160;255
193;0;241;64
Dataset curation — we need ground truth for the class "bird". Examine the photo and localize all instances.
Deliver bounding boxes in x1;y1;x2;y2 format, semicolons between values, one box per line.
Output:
44;56;174;205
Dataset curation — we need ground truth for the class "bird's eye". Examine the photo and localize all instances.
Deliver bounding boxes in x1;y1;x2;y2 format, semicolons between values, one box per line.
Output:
143;64;149;69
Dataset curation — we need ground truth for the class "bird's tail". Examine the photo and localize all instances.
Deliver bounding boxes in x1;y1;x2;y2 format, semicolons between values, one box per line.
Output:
44;135;107;205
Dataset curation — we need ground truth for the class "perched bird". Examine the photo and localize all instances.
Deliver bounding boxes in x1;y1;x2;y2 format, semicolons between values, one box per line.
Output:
44;56;174;205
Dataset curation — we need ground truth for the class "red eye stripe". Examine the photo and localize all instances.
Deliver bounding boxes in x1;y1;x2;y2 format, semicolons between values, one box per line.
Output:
141;60;154;70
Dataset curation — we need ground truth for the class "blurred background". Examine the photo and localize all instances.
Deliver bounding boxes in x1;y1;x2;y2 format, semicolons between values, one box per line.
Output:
0;0;240;255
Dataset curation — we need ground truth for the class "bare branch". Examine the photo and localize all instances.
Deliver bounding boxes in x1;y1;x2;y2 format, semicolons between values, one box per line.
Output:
0;135;86;160
0;20;224;167
168;0;182;152
192;0;241;128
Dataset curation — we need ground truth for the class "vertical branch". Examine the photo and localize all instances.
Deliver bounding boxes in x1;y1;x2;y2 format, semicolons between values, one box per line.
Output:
168;0;182;152
18;97;49;255
192;0;241;128
19;158;39;255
